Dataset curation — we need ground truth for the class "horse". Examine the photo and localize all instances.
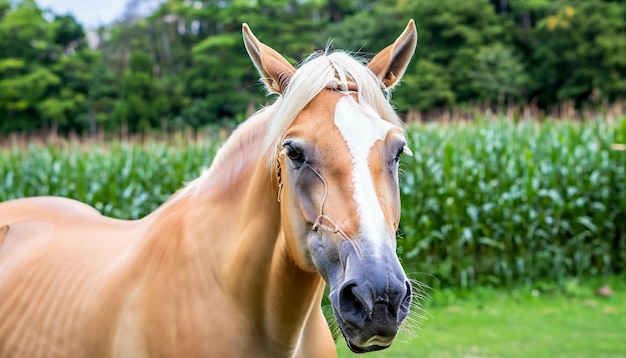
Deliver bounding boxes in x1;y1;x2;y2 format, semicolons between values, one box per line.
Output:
0;20;418;357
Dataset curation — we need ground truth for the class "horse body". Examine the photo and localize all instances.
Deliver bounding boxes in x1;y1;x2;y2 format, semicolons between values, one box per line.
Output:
0;21;417;357
0;110;334;357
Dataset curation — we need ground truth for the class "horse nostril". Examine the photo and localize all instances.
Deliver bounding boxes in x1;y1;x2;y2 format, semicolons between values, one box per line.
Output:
339;282;372;323
398;280;412;319
381;280;412;320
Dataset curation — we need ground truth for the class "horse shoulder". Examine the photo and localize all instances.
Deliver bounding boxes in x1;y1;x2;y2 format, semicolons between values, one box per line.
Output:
0;196;136;264
0;198;143;357
0;220;70;356
0;220;55;264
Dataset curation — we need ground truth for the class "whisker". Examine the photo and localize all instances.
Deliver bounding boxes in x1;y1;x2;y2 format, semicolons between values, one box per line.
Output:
322;304;342;342
396;277;434;342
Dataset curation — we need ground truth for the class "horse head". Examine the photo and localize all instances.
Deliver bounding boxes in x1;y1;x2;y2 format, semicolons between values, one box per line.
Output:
243;21;417;353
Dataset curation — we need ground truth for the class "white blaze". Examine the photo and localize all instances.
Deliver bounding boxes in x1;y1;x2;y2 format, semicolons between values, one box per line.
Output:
333;95;395;255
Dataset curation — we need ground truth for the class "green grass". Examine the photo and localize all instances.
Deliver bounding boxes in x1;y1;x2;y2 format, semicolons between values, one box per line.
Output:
337;279;626;357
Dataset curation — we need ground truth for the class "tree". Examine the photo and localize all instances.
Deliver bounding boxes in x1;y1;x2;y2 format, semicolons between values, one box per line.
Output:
0;60;60;132
1;0;624;135
52;14;85;53
393;58;456;111
517;0;626;106
87;60;119;133
322;2;407;55
182;33;252;127
342;0;514;112
0;0;94;133
114;51;162;132
0;0;52;131
470;43;529;106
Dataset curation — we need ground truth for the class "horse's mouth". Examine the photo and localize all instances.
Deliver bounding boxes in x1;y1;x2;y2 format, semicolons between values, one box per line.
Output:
336;314;395;354
345;339;390;354
343;331;394;353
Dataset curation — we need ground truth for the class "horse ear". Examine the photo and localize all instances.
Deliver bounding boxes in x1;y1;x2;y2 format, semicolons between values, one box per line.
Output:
367;20;418;90
242;23;296;94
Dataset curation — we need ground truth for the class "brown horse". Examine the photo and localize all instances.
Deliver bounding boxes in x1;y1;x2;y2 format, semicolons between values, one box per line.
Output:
0;20;418;357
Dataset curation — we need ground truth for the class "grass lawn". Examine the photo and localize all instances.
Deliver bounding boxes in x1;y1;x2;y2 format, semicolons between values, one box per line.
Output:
336;279;626;357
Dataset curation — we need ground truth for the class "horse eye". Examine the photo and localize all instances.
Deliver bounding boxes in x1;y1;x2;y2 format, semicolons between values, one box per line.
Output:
287;147;302;161
393;144;412;163
284;144;306;168
394;146;404;162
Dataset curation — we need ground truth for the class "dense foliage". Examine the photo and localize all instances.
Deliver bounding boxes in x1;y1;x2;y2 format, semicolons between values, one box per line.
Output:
1;0;625;134
399;118;626;288
2;118;624;288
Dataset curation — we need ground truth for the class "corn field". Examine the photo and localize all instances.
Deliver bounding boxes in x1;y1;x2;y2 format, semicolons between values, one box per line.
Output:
1;118;625;288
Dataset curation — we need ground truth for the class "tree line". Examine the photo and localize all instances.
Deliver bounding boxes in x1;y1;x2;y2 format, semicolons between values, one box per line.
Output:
1;0;625;135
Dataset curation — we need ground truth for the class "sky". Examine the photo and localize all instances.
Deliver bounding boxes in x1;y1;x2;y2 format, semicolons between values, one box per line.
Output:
35;0;161;29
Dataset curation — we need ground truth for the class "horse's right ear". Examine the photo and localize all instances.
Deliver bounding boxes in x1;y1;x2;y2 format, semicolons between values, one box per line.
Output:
367;20;418;90
243;24;295;94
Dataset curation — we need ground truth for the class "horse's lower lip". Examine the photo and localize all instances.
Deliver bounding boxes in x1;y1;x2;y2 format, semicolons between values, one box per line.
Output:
337;317;393;353
364;336;394;346
345;339;389;353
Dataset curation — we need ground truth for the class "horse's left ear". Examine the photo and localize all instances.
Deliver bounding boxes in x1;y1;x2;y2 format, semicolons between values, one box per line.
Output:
242;23;296;94
367;20;418;90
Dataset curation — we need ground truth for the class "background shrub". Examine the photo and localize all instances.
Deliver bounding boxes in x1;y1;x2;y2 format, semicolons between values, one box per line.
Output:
399;118;626;288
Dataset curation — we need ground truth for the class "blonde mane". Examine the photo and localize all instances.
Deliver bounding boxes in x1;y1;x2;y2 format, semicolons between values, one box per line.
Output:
177;106;276;198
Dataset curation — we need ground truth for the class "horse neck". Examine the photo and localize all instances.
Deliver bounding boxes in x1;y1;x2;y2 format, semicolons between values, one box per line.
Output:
212;125;326;352
264;236;327;353
144;110;326;352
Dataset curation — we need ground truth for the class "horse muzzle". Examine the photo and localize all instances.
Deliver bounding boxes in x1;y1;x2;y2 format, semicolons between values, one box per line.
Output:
327;248;412;353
